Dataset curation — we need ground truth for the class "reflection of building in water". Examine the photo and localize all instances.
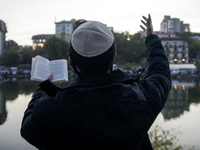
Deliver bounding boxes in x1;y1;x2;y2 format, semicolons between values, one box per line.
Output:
0;89;7;125
161;81;195;120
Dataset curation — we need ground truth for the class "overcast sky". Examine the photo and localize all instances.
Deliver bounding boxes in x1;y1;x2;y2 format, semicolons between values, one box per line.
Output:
1;0;200;46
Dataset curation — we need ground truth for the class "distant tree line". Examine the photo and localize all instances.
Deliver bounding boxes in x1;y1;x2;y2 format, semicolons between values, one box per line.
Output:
0;32;200;70
0;36;69;67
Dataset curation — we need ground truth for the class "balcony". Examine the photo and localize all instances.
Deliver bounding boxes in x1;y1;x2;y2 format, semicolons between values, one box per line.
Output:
181;51;187;54
181;58;186;63
173;51;179;55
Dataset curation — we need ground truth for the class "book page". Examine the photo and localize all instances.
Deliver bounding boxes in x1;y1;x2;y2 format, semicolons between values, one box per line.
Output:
31;55;51;81
49;59;68;82
31;57;36;80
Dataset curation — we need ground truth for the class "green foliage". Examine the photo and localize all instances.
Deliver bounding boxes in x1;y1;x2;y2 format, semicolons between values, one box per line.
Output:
19;46;46;65
0;32;147;67
114;32;145;66
149;125;196;150
188;39;200;58
43;36;69;60
20;47;34;64
195;62;200;70
32;46;46;57
176;32;193;43
0;46;20;66
122;62;134;70
5;31;200;70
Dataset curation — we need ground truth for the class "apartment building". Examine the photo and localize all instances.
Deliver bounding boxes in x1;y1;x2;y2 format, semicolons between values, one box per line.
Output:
32;34;54;50
161;37;189;64
160;16;190;33
0;20;7;55
55;19;76;43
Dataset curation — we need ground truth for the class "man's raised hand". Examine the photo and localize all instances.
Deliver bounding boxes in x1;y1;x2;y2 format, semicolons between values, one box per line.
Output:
140;14;153;37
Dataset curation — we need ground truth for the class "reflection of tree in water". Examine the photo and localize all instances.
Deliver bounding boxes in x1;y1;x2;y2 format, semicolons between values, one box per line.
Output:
149;125;195;150
0;90;7;125
0;79;39;125
0;79;39;101
18;81;39;95
0;81;20;101
0;110;6;125
0;78;71;125
189;87;200;104
161;80;200;120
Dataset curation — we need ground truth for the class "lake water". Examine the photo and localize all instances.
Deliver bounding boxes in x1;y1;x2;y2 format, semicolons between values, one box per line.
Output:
0;77;200;150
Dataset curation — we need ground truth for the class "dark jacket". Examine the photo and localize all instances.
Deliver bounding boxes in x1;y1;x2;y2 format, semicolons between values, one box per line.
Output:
21;34;171;150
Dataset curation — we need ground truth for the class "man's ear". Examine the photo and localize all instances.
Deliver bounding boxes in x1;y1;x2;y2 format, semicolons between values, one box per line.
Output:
69;56;73;68
69;56;82;75
114;52;117;60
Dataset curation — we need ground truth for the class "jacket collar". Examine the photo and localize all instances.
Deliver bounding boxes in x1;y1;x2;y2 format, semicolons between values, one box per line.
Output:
67;70;141;88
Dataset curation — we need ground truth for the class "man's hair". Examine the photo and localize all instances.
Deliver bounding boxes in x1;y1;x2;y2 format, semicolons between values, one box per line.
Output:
69;42;116;76
69;19;116;76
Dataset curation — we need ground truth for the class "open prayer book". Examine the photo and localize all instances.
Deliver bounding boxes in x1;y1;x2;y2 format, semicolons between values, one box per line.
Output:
31;55;68;82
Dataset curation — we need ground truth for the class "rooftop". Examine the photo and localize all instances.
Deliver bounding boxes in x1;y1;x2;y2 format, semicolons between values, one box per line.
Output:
0;20;7;32
32;34;54;39
170;64;197;70
55;19;76;24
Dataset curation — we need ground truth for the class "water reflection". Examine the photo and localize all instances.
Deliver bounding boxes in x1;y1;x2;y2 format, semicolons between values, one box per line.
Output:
0;77;70;126
0;90;7;125
0;77;199;149
0;77;38;125
161;79;200;121
0;77;200;126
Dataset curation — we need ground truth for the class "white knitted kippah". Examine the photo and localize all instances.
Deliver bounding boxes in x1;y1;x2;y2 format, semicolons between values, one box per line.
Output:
71;21;114;57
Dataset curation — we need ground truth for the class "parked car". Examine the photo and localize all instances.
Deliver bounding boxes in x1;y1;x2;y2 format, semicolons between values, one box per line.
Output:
10;67;18;75
22;69;31;75
171;69;180;75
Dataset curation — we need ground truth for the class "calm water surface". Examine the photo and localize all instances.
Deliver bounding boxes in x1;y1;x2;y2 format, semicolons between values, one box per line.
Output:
0;77;200;150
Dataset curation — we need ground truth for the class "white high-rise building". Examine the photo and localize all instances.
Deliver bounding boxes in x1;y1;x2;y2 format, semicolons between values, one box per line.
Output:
55;19;76;43
160;16;190;33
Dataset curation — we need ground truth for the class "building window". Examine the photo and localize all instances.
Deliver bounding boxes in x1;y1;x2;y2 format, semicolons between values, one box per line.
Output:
38;43;44;47
182;42;187;47
182;58;186;63
168;20;173;29
33;43;37;50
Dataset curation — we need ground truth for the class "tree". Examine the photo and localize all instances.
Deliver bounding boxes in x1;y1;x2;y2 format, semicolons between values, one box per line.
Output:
0;46;20;66
188;39;200;58
32;46;46;58
20;47;34;64
43;37;69;60
114;32;145;66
